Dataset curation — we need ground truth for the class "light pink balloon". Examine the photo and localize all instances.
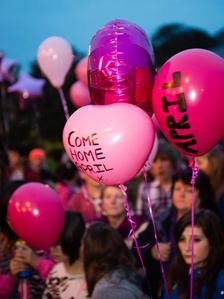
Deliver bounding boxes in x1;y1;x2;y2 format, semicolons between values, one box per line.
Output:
37;36;73;89
63;103;155;185
152;49;224;156
69;81;92;108
8;183;65;250
75;57;88;86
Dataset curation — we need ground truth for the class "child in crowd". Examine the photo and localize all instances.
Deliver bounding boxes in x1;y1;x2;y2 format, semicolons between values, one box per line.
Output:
162;209;224;299
83;222;151;299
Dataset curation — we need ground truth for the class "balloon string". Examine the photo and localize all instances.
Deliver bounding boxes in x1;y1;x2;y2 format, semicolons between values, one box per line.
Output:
190;157;199;299
143;167;170;299
119;184;146;272
58;88;70;120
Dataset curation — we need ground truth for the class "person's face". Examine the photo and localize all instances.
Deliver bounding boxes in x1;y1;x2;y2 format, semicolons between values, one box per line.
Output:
102;187;125;217
151;157;174;182
172;180;200;213
8;150;22;167
197;156;210;176
178;226;210;268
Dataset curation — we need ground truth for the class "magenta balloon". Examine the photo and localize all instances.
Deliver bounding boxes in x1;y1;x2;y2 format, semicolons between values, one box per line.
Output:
8;183;65;250
88;19;155;112
152;49;224;156
63;103;155;185
69;81;92;108
75;57;88;86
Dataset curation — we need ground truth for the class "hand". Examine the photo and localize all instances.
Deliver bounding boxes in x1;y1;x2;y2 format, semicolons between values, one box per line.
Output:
9;258;27;277
151;242;171;262
14;244;38;268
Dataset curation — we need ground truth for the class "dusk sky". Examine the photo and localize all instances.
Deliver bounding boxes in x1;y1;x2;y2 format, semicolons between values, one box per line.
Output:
1;0;223;72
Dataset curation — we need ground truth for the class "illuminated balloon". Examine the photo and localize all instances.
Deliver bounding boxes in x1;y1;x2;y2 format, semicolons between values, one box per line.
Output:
8;182;64;250
37;36;73;88
88;19;155;112
63;103;155;185
152;49;224;156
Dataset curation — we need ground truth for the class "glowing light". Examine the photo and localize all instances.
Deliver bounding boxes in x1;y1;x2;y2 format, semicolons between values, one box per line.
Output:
33;209;39;216
189;90;197;101
185;77;189;83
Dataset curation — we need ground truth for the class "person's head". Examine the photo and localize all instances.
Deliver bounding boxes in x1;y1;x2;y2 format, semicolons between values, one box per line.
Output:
7;146;24;168
0;180;26;254
101;186;125;219
51;211;85;265
28;148;46;171
197;145;224;192
168;209;224;298
172;168;216;215
175;209;224;269
150;139;177;182
83;222;136;296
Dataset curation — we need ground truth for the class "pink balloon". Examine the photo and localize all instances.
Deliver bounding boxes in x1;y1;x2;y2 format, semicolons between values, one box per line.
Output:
75;57;88;86
69;81;92;108
63;103;155;185
88;19;155;112
152;49;224;156
37;36;73;89
8;183;65;250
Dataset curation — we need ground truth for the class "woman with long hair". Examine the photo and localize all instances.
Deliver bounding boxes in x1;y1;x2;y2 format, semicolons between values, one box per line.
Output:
163;209;224;299
83;222;150;299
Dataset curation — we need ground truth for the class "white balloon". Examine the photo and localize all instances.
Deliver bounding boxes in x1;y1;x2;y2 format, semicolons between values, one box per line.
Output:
37;36;73;88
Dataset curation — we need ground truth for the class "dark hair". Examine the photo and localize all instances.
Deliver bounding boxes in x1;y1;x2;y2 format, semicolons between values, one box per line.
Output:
167;209;224;299
0;180;27;249
172;168;216;211
154;139;178;169
60;211;85;265
83;222;136;296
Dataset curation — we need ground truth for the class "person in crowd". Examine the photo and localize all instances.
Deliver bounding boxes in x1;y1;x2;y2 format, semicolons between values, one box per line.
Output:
68;172;103;223
162;209;224;299
197;145;224;220
136;139;178;220
25;147;55;185
151;167;217;265
54;163;80;210
101;185;157;297
83;222;151;299
42;211;87;299
6;146;26;181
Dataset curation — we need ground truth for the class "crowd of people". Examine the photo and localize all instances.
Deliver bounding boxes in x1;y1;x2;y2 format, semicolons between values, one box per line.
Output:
0;139;224;298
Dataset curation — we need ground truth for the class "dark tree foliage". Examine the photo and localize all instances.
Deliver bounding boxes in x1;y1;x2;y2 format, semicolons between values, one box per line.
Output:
152;23;215;67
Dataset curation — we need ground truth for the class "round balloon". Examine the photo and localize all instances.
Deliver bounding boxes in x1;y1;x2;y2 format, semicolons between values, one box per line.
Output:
7;183;64;250
88;19;155;112
63;103;155;185
152;49;224;156
37;36;73;89
69;80;92;108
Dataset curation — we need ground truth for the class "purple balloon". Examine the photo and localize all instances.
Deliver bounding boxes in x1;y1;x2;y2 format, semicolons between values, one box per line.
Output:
88;19;155;112
8;73;46;99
